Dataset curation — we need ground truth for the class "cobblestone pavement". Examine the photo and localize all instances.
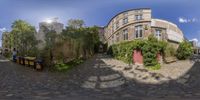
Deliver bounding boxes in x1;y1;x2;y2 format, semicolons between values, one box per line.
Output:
1;54;200;100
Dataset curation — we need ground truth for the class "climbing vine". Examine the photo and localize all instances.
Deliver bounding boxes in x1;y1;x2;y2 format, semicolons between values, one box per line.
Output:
107;35;167;68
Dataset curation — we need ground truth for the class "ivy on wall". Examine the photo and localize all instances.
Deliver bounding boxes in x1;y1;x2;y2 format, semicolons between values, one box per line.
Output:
107;35;167;67
107;34;193;69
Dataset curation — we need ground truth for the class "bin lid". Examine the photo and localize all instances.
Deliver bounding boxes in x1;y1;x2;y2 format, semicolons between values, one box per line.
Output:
24;57;36;60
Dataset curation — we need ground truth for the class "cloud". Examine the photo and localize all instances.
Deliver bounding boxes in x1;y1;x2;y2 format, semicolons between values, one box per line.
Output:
178;17;198;23
190;38;200;47
179;17;188;23
190;38;198;42
0;27;7;32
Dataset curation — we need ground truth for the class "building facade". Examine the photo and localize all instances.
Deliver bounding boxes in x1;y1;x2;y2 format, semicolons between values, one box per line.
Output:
97;26;106;43
36;20;64;49
2;32;11;51
104;8;184;48
189;40;199;54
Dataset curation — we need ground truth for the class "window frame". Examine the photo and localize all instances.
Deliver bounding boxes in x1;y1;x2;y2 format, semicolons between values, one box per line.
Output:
116;21;119;29
155;29;162;40
123;17;128;25
135;14;143;20
116;33;120;42
135;25;143;38
123;29;128;40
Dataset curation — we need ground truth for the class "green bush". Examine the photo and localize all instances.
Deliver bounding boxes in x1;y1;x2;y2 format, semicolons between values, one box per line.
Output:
54;58;84;72
141;36;167;67
164;45;176;57
4;52;11;58
107;40;145;64
146;64;161;70
176;41;193;60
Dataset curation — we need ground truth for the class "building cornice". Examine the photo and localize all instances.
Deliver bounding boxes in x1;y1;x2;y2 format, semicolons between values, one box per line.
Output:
106;8;151;27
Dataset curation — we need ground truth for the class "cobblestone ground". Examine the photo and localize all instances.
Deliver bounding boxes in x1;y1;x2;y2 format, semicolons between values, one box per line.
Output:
1;54;200;100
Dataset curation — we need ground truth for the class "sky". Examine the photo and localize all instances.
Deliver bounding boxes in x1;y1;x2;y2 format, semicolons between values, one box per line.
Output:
0;0;200;47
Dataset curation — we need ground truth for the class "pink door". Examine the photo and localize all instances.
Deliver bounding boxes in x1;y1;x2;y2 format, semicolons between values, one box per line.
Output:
133;50;143;64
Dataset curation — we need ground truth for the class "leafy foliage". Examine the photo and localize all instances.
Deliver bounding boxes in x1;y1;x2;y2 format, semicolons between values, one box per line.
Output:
176;41;193;60
164;45;176;57
10;20;38;56
67;19;85;29
40;19;100;70
61;22;100;59
54;58;84;72
107;35;167;68
146;64;161;70
142;35;167;66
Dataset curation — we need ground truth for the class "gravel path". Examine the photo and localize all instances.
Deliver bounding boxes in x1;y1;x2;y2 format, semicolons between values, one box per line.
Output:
1;54;200;100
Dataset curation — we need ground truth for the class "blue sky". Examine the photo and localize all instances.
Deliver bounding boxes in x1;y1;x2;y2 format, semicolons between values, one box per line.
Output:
0;0;200;47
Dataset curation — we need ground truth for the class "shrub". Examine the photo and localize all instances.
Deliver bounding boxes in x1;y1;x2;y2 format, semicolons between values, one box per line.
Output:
141;36;166;67
146;64;161;70
54;58;84;72
164;45;176;57
107;46;113;56
4;51;11;58
176;41;193;60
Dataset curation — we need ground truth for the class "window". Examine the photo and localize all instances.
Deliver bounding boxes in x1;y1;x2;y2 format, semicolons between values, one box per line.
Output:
135;25;143;38
135;14;143;20
112;25;114;33
112;35;115;44
123;17;128;24
123;12;128;16
155;29;162;40
116;21;119;29
116;33;120;42
123;29;128;40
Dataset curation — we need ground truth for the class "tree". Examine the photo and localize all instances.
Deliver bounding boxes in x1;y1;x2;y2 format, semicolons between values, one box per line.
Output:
176;41;193;60
11;20;38;56
67;19;85;29
41;25;58;66
61;22;100;59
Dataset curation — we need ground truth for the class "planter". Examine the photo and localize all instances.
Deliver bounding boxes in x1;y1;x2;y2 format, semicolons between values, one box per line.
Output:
16;57;20;64
29;60;35;66
24;57;36;67
24;58;29;66
20;57;25;65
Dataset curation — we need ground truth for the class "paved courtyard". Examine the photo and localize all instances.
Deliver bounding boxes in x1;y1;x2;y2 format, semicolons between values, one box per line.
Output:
1;54;200;100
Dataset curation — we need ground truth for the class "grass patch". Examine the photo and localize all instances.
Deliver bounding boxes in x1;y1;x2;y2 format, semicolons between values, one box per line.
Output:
54;58;84;72
146;64;161;70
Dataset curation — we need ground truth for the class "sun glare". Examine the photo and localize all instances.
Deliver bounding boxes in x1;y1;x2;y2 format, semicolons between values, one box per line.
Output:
45;19;53;24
